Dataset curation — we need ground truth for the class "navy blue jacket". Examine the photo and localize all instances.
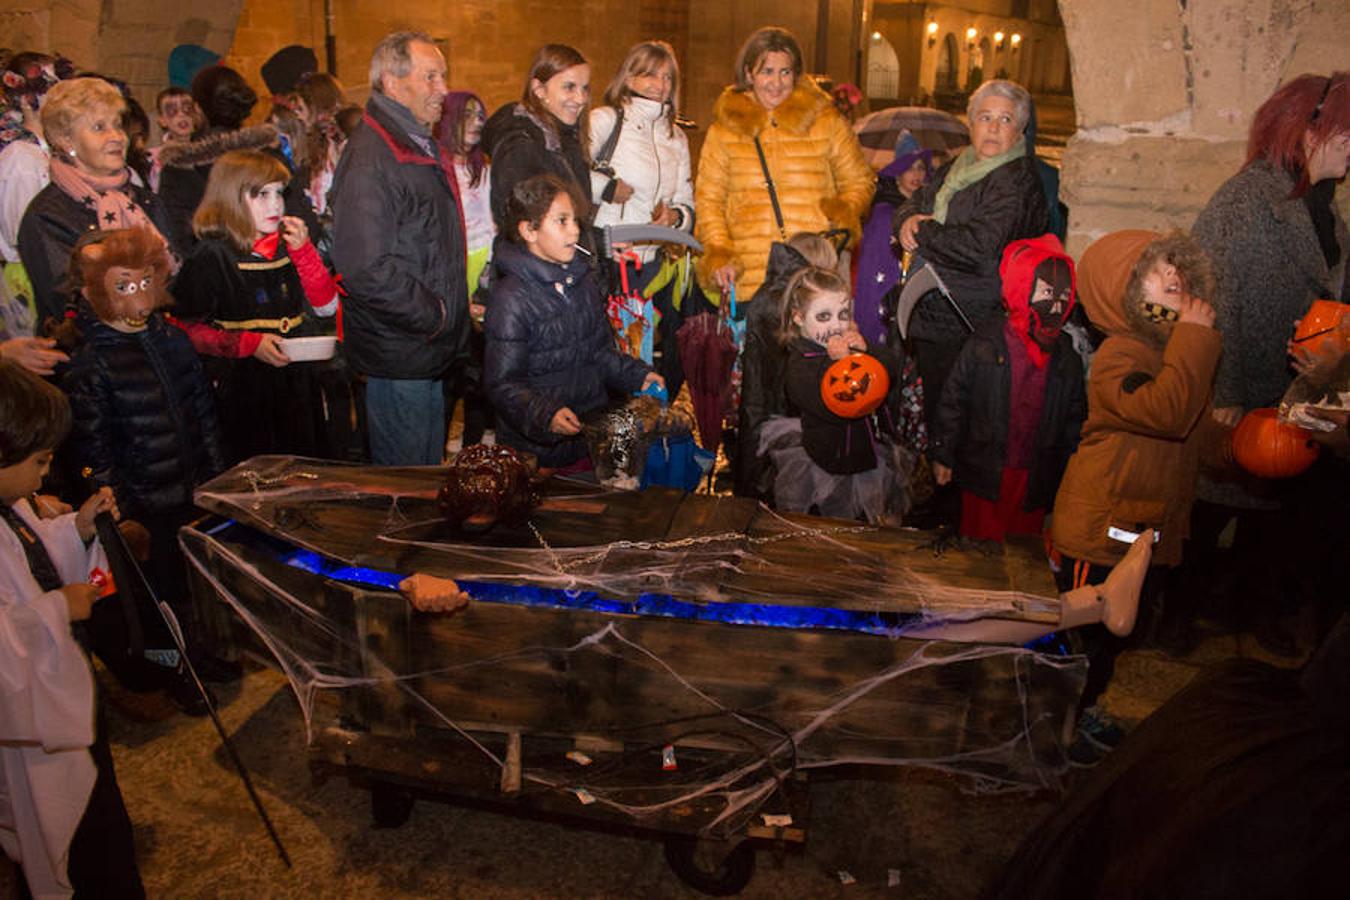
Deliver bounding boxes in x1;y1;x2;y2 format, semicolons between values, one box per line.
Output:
484;241;650;468
62;309;226;519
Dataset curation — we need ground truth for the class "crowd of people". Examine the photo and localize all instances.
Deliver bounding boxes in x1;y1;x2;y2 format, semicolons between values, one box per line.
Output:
0;24;1346;899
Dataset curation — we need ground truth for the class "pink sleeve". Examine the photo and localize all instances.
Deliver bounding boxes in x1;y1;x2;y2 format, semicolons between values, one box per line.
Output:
167;316;262;358
290;240;339;316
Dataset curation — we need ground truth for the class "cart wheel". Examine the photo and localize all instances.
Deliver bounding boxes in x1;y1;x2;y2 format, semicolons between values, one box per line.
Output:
663;836;756;896
370;783;414;829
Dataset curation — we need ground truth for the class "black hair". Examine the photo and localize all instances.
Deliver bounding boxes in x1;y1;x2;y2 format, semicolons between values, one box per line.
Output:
505;173;582;244
0;360;71;467
191;65;257;130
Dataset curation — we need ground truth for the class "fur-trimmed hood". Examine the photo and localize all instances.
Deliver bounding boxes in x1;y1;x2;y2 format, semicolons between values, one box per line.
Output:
157;124;279;170
711;79;833;138
1078;229;1216;347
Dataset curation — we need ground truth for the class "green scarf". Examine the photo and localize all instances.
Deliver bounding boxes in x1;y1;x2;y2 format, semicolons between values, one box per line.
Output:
931;136;1027;224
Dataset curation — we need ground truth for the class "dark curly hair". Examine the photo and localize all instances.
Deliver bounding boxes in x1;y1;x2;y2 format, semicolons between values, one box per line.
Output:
505;173;585;244
191;65;257;130
0;360;71;468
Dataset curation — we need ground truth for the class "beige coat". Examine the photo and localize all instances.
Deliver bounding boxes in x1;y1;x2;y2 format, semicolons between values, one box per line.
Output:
694;80;873;299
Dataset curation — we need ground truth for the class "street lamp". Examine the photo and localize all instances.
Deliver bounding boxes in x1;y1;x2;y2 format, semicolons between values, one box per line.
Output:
926;21;939;49
966;27;977;49
994;31;1005;51
1011;33;1022;51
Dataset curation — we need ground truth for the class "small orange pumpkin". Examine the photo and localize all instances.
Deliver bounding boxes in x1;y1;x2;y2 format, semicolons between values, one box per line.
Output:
1292;299;1349;358
820;352;890;418
1232;408;1320;479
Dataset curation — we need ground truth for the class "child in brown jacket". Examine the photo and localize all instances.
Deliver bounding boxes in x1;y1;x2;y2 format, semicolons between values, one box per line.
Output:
1050;229;1231;759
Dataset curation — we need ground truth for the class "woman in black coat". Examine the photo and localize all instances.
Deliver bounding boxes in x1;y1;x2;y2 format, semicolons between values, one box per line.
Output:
893;79;1049;426
483;45;593;233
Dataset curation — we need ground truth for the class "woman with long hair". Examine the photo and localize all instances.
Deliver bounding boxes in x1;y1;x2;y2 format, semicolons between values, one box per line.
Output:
483;44;592;234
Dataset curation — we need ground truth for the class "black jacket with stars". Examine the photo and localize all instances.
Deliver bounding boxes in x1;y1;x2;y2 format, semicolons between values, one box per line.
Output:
17;179;174;323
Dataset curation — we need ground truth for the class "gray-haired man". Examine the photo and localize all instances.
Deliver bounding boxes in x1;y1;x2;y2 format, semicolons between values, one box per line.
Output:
330;32;467;465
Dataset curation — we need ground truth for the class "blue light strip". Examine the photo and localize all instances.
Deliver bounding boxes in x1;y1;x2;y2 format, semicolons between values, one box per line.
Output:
219;520;927;636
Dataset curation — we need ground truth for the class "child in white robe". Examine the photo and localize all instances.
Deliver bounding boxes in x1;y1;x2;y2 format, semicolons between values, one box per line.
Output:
0;359;142;898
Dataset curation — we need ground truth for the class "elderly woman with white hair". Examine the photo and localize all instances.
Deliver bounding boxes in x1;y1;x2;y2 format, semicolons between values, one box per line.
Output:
17;77;174;323
893;79;1049;427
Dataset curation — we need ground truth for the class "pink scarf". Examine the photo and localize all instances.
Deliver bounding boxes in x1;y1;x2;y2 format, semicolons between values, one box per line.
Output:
49;155;160;237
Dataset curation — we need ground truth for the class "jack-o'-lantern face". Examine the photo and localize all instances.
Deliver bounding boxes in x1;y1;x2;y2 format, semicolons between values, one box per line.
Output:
820;352;891;418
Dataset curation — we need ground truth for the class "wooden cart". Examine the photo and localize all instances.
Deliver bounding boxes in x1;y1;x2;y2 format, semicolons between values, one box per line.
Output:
185;456;1085;894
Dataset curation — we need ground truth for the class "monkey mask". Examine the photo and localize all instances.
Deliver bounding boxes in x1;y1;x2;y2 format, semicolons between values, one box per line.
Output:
71;227;173;333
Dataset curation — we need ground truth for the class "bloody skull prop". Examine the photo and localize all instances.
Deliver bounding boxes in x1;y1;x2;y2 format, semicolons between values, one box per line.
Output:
820;352;890;418
438;444;539;532
70;227;173;329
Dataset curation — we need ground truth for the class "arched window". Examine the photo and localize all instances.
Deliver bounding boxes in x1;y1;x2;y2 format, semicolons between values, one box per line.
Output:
866;32;900;99
937;33;959;91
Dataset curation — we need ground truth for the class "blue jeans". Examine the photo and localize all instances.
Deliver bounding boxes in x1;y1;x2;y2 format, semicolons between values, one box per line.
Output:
365;377;446;466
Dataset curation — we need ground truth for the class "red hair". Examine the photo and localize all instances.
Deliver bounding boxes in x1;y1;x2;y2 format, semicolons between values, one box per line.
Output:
1245;72;1349;196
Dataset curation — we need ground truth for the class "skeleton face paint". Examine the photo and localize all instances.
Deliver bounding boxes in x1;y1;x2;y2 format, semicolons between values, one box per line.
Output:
795;290;852;346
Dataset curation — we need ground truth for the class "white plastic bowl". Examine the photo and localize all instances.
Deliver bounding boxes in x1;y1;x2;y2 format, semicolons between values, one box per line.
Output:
279;336;338;362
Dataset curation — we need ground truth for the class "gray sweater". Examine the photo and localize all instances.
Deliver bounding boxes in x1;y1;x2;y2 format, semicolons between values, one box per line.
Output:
1192;160;1347;412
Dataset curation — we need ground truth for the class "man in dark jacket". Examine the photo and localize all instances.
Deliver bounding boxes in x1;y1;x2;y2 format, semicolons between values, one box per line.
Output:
330;31;468;465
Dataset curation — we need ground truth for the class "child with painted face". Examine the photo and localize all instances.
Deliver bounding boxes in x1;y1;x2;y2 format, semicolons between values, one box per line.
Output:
759;266;906;523
484;174;662;472
171;148;339;463
929;234;1088;545
0;359;147;898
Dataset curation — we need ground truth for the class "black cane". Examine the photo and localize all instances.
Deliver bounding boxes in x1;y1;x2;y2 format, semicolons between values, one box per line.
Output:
84;475;292;868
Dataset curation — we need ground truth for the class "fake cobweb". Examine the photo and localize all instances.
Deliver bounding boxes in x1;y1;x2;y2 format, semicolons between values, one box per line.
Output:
182;456;1086;839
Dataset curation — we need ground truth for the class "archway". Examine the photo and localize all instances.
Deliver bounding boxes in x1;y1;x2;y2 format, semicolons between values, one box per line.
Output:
866;32;900;99
936;33;959;91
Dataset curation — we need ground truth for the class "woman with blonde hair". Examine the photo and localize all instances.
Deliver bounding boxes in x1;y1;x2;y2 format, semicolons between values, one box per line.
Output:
589;41;694;267
17;77;174;322
171;148;339;462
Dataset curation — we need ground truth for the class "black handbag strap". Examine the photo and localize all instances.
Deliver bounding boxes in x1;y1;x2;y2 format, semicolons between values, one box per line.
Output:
592;106;625;174
753;134;787;241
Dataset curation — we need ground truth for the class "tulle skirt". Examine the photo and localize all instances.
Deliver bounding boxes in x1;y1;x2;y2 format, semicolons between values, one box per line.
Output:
758;417;914;524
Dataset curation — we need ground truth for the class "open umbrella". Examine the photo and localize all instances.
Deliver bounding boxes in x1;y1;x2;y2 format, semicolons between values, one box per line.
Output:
853;106;970;171
676;288;740;455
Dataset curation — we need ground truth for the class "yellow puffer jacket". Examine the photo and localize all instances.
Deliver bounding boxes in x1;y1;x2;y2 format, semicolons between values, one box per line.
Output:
694;80;874;299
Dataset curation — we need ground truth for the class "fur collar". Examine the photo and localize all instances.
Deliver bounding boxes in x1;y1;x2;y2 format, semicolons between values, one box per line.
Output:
158;124;279;170
712;79;832;138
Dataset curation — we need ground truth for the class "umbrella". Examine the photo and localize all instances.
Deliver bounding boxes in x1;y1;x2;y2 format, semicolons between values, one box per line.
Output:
606;250;655;364
853;106;970;171
676;288;740;456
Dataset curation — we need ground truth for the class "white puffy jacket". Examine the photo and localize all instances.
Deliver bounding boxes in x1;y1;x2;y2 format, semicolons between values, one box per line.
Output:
588;96;694;264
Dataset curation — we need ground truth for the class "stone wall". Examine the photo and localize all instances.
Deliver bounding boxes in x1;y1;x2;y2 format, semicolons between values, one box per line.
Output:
1059;0;1350;255
0;0;242;118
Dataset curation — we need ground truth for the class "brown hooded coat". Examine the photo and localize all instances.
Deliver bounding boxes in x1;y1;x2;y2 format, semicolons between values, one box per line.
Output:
694;79;873;299
1051;230;1231;567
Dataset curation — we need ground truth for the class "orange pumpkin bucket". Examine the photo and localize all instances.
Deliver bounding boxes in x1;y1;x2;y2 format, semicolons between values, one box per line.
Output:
1232;408;1320;479
1292;299;1349;357
820;352;890;418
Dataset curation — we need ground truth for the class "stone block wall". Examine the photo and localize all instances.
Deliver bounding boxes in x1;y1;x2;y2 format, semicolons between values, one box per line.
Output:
1060;0;1350;255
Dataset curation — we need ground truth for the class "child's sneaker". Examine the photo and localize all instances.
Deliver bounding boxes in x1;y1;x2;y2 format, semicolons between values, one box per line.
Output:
1068;705;1127;765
